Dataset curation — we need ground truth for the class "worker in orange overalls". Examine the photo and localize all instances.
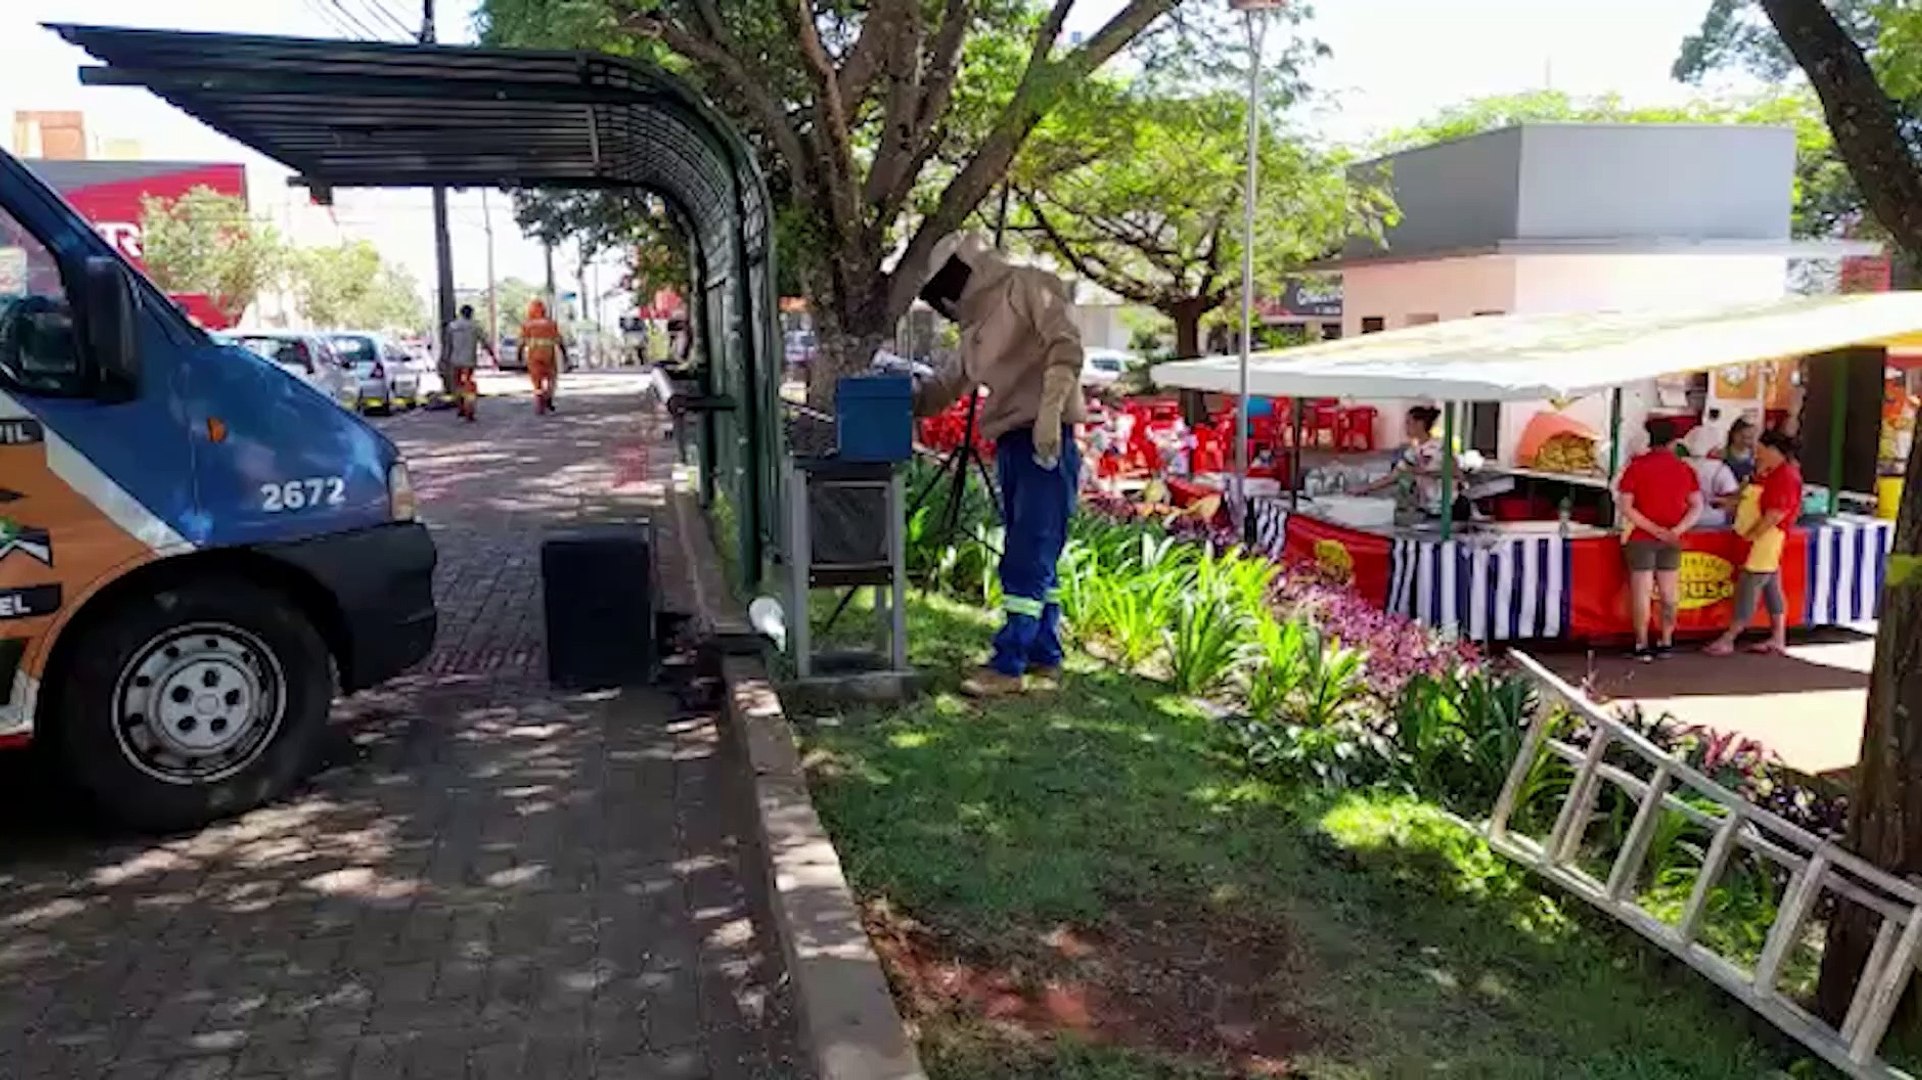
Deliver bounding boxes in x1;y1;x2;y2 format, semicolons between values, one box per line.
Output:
517;298;568;414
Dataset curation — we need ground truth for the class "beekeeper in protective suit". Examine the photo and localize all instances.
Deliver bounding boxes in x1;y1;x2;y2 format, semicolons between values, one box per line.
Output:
913;233;1087;697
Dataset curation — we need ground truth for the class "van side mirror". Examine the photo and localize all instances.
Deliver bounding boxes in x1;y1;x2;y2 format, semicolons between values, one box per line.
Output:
83;256;140;401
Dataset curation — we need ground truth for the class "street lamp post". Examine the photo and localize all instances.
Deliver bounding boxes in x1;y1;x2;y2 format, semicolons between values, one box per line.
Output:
1230;0;1283;534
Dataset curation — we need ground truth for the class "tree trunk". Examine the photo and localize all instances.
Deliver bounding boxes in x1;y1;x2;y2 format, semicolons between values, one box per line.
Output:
1750;0;1922;1025
805;270;894;410
1817;417;1922;1022
1169;301;1207;425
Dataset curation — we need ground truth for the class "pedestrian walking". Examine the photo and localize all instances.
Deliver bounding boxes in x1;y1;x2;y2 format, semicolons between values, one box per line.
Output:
517;299;567;414
443;304;495;422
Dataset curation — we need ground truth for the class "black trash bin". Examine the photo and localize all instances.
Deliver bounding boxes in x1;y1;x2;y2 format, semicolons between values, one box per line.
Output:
541;522;659;690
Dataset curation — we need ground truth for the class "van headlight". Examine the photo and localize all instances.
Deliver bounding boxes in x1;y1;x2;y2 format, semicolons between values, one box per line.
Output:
388;462;419;521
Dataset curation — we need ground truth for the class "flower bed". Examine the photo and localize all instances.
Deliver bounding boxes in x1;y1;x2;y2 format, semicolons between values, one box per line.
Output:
904;459;1847;874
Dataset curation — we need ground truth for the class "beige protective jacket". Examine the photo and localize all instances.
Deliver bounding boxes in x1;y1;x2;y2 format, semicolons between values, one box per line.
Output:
914;243;1087;440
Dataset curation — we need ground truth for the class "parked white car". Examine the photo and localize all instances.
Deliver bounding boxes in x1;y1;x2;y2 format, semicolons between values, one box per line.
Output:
1081;347;1137;388
226;331;356;410
328;332;422;413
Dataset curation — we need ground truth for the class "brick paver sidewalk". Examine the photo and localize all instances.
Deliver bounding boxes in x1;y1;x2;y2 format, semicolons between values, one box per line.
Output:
0;372;806;1079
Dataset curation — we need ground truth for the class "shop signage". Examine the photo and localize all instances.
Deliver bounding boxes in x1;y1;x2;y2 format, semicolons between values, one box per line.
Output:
21;159;247;329
1677;551;1736;610
1260;279;1343;321
1314;538;1355;584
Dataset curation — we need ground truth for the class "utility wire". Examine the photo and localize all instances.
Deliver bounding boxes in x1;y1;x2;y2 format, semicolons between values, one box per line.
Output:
321;0;382;40
354;0;417;40
301;0;360;38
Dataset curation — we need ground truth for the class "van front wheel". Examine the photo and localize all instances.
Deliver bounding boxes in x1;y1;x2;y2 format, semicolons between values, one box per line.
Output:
54;578;335;832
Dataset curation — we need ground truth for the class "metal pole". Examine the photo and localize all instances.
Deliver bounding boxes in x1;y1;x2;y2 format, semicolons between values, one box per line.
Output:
421;2;455;347
481;189;498;362
1607;387;1624;481
1607;387;1624;523
544;240;558;308
1829;360;1849;515
1233;9;1267;526
1441;402;1457;541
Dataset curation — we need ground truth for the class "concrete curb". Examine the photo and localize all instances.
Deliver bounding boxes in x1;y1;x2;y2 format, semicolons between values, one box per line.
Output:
669;484;927;1080
721;656;928;1080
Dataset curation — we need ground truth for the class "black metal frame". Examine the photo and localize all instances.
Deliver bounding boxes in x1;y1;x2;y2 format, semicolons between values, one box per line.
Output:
53;23;783;589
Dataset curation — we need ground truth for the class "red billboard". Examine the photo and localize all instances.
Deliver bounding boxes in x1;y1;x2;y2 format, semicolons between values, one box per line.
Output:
22;159;248;330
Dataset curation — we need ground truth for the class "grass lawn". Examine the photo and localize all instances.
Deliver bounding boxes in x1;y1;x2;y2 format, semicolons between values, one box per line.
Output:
796;594;1818;1079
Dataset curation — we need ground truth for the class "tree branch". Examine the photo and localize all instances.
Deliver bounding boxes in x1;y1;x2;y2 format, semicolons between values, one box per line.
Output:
1757;0;1922;256
839;8;893;107
862;0;934;208
1023;194;1176;309
621;12;812;200
783;0;862;221
887;0;1179;317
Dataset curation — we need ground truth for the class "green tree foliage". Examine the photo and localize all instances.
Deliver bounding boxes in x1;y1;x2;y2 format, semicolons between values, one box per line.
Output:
1010;83;1391;358
138;186;286;323
477;0;1202;392
290;240;426;331
510;188;771;301
494;276;545;325
1673;0;1880;84
1377;88;1858;240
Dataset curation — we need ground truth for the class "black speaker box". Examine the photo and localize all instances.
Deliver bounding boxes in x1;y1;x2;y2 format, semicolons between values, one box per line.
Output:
541;522;659;690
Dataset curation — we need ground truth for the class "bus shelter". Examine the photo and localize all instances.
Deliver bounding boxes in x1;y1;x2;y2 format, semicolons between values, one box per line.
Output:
54;23;783;588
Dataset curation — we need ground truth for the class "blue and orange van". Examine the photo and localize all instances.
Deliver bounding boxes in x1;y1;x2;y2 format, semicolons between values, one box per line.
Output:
0;149;436;831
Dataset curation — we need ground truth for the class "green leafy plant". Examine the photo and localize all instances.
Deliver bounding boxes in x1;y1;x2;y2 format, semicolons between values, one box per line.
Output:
1167;594;1248;695
1391;670;1537;811
1087;570;1180;670
1295;631;1369;730
1245;614;1310;720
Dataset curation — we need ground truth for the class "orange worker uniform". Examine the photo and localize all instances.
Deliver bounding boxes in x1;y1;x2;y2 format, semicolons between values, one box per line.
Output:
518;299;563;413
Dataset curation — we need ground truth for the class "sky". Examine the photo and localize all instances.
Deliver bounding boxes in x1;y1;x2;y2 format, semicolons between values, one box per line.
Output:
0;0;1736;318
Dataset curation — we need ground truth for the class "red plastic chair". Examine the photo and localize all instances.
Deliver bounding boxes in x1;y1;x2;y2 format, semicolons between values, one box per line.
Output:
1304;399;1342;448
1191;430;1225;474
1337;405;1379;452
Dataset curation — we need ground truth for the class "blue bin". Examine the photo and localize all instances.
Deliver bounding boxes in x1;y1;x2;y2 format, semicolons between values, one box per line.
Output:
835;375;914;462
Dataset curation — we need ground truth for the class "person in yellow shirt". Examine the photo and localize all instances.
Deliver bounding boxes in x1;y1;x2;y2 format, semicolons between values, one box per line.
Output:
516;298;568;414
1707;431;1803;656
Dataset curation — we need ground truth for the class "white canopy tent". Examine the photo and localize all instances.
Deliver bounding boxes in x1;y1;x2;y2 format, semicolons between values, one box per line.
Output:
1153;292;1922;537
1151;293;1922;402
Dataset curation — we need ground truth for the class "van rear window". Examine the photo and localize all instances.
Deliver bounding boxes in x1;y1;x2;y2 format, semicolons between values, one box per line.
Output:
330;336;377;363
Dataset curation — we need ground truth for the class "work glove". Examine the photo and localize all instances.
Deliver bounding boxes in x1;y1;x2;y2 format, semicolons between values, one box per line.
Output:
1032;365;1077;469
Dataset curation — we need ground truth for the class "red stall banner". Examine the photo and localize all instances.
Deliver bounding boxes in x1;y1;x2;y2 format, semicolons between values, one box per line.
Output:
1568;529;1810;639
1282;515;1393;607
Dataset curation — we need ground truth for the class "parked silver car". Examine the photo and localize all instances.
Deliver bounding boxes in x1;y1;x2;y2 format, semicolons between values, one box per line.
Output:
328;332;422;413
227;331;357;410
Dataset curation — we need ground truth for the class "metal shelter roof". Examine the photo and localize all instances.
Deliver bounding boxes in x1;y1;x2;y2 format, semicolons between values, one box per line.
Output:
49;24;766;255
48;23;781;586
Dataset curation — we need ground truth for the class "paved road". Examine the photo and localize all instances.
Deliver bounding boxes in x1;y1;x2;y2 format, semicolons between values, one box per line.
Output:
0;371;805;1079
1536;625;1874;777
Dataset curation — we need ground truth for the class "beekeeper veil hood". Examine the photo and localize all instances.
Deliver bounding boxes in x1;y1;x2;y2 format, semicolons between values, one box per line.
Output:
919;232;992;320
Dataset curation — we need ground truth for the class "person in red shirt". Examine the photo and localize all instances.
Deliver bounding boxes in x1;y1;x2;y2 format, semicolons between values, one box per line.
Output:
1616;417;1704;659
1706;430;1803;657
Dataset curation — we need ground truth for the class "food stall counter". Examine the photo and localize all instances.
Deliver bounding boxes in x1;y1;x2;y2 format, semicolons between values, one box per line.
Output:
1251;495;1890;642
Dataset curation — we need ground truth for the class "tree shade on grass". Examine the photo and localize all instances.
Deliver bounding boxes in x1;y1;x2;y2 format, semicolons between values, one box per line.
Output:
799;594;1821;1079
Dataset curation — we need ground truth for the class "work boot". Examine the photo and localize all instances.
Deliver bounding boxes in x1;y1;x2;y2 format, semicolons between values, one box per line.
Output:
960;668;1025;699
1025;665;1063;692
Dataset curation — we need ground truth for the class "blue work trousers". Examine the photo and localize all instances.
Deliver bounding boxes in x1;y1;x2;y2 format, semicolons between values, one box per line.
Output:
990;425;1079;676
